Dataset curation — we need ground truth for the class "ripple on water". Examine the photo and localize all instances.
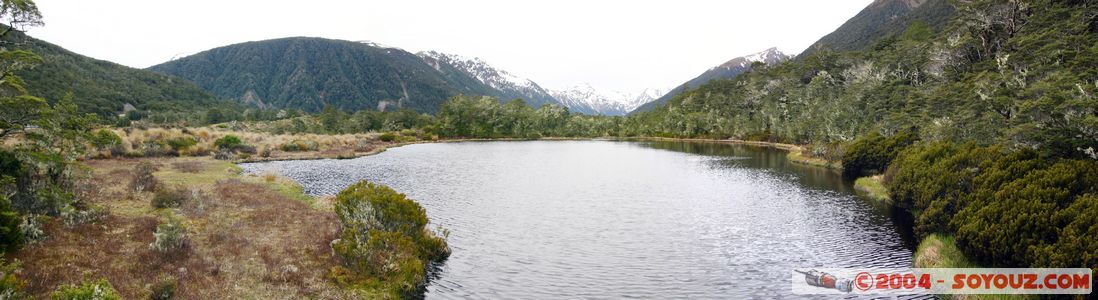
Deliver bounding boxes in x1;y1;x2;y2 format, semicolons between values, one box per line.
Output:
239;141;921;299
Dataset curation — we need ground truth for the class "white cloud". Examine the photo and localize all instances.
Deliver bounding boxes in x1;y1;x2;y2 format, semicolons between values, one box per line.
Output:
27;0;871;93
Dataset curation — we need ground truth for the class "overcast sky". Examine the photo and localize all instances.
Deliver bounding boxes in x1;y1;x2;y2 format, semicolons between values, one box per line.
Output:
27;0;871;93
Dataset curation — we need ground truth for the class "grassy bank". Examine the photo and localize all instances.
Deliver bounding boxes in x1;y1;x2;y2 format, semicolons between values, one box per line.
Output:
914;234;1026;300
853;175;890;204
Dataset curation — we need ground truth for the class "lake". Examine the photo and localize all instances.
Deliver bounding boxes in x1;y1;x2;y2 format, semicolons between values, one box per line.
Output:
239;140;918;299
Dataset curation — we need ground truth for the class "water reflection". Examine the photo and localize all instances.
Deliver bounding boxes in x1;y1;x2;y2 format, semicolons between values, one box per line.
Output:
240;140;920;299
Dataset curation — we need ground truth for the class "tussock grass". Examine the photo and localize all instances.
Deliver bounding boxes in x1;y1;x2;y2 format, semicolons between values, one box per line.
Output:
10;157;357;298
109;126;395;162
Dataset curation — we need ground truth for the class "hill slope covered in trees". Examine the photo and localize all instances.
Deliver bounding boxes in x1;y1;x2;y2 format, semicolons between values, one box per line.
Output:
798;0;954;58
149;37;566;113
636;0;1096;159
5;30;218;117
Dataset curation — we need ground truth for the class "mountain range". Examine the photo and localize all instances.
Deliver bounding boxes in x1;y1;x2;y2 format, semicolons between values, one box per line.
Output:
551;85;664;116
632;47;790;114
9;0;958;118
798;0;954;57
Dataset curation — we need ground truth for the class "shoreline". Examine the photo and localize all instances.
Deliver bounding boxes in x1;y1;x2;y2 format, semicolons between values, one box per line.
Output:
235;136;843;170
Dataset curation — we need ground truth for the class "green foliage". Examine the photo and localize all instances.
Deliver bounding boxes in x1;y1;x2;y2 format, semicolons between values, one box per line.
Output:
0;194;22;253
841;130;918;178
150;213;186;252
4;28;217;118
89;129;122;154
0;259;24;299
50;279;121;300
213;135;242;150
165;136;197;151
800;0;953;57
887;142;1098;269
331;180;449;296
147;37;518;113
633;0;1098;160
378;132;397;142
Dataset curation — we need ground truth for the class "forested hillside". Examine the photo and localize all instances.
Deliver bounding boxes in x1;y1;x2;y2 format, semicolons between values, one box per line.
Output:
632;48;789;113
5;30;218;117
636;0;1097;159
798;0;954;58
149;37;544;113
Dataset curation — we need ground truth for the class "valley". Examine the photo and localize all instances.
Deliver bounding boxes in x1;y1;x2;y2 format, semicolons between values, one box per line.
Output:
1;0;1096;298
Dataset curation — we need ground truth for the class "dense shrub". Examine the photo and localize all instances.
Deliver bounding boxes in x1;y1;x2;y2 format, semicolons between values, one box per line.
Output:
151;214;187;252
18;215;45;243
50;279;121;300
165;136;197;151
887;142;1098;270
130;162;159;193
89;130;123;154
378;132;397;142
213;135;243;150
841;130;917;178
952;160;1098;267
331;181;449;296
0;195;22;253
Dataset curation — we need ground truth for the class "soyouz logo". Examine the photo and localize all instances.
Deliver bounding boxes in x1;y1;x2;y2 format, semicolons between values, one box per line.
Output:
792;268;1092;295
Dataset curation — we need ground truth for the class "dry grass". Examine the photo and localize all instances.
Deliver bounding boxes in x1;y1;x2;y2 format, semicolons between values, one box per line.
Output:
11;157;358;298
108;126;396;162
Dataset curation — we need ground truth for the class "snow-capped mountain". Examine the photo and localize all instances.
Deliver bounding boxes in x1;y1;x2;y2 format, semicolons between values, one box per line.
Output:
632;47;790;114
551;84;665;116
417;51;560;108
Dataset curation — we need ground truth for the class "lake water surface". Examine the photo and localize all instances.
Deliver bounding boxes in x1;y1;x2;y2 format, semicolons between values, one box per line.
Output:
240;140;917;299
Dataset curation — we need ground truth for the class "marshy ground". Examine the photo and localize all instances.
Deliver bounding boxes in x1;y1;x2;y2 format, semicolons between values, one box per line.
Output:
9;157;357;298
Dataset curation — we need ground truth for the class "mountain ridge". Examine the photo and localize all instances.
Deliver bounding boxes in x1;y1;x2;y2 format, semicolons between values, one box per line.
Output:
631;47;790;114
551;84;663;116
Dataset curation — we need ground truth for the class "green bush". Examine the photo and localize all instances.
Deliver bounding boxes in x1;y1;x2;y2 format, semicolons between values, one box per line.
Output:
90;130;123;154
50;279;121;300
213;135;243;150
165;136;197;151
151;214;187;252
841;130;917;179
331;181;449;296
378;132;397;142
887;142;1098;270
0;195;22;254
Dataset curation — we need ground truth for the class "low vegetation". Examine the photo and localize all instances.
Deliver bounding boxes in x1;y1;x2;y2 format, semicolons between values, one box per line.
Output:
330;181;450;297
853;175;890;204
50;279;121;300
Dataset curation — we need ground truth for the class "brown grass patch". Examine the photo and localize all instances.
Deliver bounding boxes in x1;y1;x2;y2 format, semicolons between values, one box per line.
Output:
12;157;354;298
172;161;206;173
